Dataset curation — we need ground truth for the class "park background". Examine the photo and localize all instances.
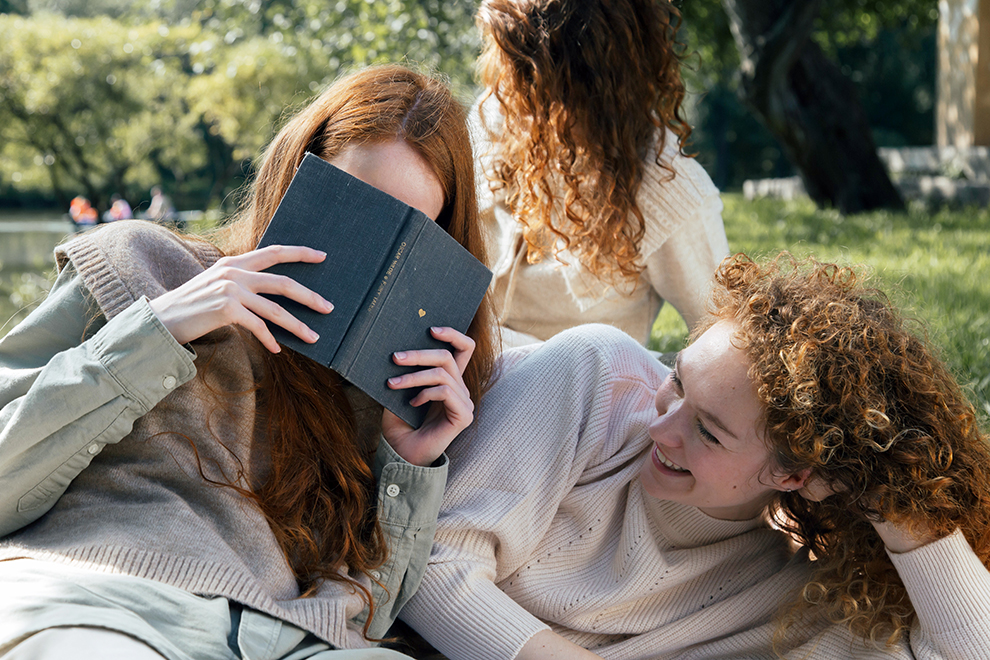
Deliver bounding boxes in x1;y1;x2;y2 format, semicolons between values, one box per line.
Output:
0;0;987;417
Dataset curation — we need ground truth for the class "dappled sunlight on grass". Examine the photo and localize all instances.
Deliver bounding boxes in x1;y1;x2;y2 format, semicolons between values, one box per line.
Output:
650;194;990;416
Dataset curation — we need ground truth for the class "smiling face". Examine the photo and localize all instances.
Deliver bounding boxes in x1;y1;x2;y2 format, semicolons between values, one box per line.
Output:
329;140;445;221
639;321;807;520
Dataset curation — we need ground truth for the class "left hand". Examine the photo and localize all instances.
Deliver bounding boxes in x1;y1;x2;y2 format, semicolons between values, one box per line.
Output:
380;326;476;467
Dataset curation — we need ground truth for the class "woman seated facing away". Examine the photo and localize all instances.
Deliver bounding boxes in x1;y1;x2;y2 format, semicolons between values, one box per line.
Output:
400;254;990;659
473;0;729;350
0;64;495;660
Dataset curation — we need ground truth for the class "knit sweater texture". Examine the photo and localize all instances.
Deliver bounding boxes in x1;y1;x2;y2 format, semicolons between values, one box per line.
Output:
400;324;990;659
472;98;729;348
0;221;443;649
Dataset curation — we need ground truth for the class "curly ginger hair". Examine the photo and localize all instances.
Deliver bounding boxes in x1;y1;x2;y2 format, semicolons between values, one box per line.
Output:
477;0;691;284
701;254;990;646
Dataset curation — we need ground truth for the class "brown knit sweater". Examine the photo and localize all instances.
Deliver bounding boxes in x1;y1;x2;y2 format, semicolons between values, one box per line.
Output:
0;221;414;648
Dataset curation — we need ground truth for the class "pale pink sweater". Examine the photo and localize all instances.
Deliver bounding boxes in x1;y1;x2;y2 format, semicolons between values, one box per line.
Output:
400;324;990;659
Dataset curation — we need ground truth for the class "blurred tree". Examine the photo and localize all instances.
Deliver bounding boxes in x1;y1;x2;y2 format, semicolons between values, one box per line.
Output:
0;14;306;211
721;0;903;212
678;0;937;204
0;1;481;212
0;0;29;14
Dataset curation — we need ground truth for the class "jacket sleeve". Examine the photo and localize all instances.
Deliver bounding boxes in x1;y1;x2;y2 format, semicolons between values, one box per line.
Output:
0;263;197;537
359;438;449;639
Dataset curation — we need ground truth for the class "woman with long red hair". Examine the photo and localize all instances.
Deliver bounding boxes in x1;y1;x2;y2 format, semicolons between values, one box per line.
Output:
0;64;495;659
474;0;729;349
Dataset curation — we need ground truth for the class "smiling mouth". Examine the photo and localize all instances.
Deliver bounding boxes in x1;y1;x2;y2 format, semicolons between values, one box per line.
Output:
653;446;690;474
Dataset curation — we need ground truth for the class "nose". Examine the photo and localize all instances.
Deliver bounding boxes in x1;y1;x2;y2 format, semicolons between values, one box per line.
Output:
649;398;685;448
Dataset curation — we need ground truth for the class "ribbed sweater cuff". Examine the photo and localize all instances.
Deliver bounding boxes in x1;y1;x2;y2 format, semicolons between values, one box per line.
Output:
402;572;548;660
888;529;990;642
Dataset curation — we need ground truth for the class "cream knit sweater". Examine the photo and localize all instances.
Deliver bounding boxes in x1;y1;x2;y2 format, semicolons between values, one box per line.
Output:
472;98;729;349
400;325;990;660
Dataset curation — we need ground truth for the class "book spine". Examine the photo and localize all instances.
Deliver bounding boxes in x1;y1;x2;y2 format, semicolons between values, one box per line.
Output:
331;211;428;375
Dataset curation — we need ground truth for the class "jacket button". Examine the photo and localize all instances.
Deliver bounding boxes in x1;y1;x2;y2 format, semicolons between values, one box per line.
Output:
163;375;177;389
386;484;400;498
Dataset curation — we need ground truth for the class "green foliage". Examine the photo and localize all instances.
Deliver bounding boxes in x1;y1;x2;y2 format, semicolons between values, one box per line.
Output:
651;195;990;418
0;13;252;211
0;2;480;213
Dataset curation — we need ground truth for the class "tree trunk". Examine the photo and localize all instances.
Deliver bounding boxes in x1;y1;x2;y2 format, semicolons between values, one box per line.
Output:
721;0;904;213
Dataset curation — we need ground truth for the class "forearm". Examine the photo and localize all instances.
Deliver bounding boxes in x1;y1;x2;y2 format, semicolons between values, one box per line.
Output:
0;273;196;536
362;438;449;638
886;528;990;659
871;519;940;554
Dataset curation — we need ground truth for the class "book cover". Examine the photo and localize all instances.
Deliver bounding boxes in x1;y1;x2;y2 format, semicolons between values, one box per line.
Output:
256;152;492;427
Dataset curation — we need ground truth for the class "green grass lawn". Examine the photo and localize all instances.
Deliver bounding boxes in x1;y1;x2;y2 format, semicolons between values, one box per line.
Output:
650;194;990;418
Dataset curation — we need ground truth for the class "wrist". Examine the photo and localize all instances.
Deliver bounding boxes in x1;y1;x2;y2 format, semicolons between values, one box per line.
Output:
872;519;940;553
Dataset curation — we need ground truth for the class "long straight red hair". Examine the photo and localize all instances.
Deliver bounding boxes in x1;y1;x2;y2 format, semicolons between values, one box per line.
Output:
217;65;496;630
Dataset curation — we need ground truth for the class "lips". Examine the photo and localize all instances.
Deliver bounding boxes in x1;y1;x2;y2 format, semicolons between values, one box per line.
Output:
652;446;690;474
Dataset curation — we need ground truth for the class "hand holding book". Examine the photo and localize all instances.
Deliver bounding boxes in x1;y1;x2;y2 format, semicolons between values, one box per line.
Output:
256;153;493;429
382;325;476;466
148;245;334;353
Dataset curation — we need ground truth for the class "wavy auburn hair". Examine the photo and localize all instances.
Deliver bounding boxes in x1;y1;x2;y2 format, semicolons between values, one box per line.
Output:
215;65;496;629
700;254;990;646
477;0;691;283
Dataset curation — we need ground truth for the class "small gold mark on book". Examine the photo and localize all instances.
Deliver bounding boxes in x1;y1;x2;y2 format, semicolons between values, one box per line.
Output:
418;309;426;317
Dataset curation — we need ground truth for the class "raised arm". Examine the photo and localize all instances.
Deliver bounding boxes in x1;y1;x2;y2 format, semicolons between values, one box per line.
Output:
0;243;335;537
880;523;990;659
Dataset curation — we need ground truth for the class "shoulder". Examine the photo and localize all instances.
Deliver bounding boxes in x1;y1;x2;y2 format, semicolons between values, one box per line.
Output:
54;220;222;319
634;128;724;257
639;128;720;211
494;324;667;404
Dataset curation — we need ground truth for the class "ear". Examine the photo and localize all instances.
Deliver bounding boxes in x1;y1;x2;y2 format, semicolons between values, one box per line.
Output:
772;467;812;493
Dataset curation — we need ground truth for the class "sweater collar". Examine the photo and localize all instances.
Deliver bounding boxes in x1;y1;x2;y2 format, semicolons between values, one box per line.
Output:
640;486;769;549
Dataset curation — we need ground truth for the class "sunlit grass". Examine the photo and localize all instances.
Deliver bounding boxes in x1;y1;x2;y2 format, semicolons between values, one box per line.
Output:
650;194;990;417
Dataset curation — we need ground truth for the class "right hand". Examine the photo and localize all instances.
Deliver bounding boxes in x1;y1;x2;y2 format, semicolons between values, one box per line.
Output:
148;245;333;352
380;326;476;466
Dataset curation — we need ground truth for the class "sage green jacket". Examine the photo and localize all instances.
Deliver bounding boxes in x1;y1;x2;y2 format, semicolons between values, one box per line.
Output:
0;221;447;647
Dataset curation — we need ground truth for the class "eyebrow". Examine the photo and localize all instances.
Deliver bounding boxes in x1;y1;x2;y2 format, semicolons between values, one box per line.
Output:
674;353;739;442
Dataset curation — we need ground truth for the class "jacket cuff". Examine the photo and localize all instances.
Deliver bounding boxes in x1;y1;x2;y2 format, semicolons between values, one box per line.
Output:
90;296;197;413
373;437;448;526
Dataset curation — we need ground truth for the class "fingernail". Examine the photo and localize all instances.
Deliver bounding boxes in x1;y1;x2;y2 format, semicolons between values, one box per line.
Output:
309;330;320;342
388;376;401;386
316;250;327;258
394;351;406;360
323;299;334;312
431;326;442;333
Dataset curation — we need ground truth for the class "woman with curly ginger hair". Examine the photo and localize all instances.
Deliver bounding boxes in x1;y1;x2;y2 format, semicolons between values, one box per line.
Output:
0;65;495;659
400;254;990;659
474;0;729;349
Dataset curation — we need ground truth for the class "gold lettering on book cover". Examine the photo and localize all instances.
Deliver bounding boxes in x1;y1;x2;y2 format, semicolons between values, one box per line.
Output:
367;241;407;312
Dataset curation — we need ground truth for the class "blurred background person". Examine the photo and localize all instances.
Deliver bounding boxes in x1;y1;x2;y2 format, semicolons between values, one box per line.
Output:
473;0;729;350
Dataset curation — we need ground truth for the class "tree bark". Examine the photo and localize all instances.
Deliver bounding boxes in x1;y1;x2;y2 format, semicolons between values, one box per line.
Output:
721;0;904;213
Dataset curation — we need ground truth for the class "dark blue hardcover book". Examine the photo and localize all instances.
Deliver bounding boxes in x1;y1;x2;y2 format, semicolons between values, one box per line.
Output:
256;152;492;428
